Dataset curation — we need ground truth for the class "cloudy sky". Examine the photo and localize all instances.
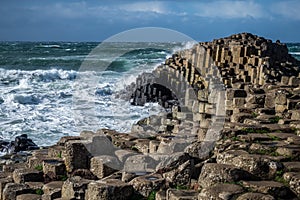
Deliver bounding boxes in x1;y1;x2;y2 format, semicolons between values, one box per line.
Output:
0;0;299;42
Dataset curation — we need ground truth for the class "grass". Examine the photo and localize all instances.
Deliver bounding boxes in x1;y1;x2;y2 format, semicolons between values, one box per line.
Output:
232;136;241;141
251;112;258;118
176;185;189;190
131;146;139;152
269;151;280;156
275;176;286;184
57;152;62;158
35;189;44;195
242;128;270;134
254;149;269;155
34;165;43;171
250;147;279;156
147;191;156;200
268;135;280;141
291;127;299;134
58;175;68;181
274;170;288;186
269;116;282;123
224;181;243;186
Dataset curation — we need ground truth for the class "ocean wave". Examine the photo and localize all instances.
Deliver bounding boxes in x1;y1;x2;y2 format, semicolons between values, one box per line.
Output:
28;55;86;61
0;68;78;83
39;44;61;48
0;42;191;147
172;41;197;54
13;94;42;105
290;52;300;55
34;69;77;81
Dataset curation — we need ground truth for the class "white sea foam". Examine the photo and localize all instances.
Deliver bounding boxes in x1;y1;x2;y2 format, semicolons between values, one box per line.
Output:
172;41;197;54
290;52;300;55
0;42;192;148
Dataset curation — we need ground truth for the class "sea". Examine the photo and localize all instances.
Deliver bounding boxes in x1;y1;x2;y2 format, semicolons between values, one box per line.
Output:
0;42;299;147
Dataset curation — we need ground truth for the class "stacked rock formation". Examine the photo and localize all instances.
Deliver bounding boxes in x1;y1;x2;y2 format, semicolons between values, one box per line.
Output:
0;33;300;199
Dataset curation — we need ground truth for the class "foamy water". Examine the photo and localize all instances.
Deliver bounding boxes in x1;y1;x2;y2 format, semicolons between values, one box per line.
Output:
0;42;184;147
0;41;298;147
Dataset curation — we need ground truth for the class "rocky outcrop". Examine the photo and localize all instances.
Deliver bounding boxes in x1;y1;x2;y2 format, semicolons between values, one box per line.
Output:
0;33;299;199
0;134;39;153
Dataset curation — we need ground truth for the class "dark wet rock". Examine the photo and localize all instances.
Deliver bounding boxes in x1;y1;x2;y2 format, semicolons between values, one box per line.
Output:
0;134;39;153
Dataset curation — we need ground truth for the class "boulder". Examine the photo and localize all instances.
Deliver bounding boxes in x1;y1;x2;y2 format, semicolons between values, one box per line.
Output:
0;177;13;200
242;181;295;199
2;183;32;200
61;176;91;199
167;189;198;200
63;141;91;172
13;169;43;184
42;159;66;181
283;172;300;197
163;160;193;187
85;179;133;200
16;194;41;200
14;134;39;152
80;130;117;156
90;155;121;179
42;181;63;200
216;150;282;179
124;155;157;173
47;145;64;158
129;173;164;197
57;136;82;146
198;183;243;200
1;134;38;153
198;163;256;188
71;169;98;180
155;190;166;200
236;192;275;200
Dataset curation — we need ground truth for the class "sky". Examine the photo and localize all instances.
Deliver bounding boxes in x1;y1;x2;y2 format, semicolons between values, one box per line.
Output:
0;0;299;42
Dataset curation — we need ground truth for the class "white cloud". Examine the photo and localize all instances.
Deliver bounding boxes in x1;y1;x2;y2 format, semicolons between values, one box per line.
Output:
28;2;111;19
27;1;172;23
271;0;300;20
120;2;167;14
194;1;267;19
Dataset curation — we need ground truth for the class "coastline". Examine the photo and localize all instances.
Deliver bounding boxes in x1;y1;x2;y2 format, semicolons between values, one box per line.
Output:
1;32;300;199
